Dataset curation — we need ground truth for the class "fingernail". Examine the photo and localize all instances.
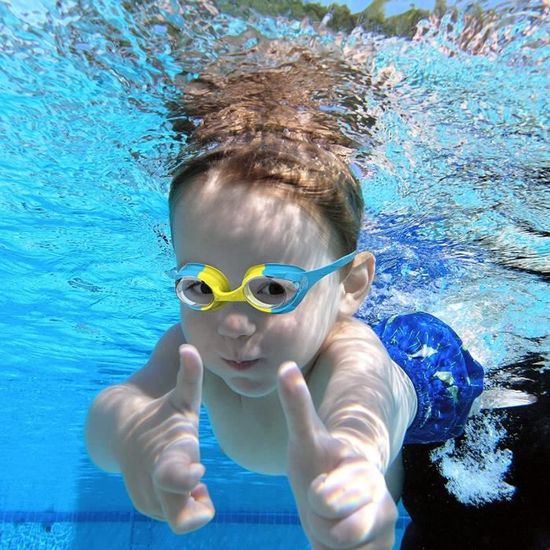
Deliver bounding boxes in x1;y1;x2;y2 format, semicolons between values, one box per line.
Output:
283;362;298;373
190;463;205;477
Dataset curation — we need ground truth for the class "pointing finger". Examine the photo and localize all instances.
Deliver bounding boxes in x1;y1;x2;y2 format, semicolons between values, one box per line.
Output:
277;362;319;445
171;345;203;413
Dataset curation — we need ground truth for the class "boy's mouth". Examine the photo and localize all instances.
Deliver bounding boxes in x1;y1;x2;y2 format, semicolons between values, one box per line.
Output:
222;358;260;370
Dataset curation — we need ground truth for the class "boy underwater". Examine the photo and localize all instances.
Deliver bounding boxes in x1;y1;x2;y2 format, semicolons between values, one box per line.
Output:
86;44;497;549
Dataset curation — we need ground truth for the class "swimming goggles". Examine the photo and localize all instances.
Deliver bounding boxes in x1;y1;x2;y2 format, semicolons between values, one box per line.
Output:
166;250;357;314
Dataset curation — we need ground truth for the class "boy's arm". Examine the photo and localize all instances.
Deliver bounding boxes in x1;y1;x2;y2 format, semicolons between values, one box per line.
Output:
308;319;417;473
277;320;417;549
85;323;185;472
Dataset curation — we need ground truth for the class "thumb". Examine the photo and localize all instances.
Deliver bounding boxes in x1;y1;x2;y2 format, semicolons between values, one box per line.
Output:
277;362;320;446
170;344;204;413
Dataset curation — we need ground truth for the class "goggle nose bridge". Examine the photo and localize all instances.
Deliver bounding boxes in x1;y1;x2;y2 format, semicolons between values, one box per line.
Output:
204;268;302;309
212;285;248;302
194;266;273;306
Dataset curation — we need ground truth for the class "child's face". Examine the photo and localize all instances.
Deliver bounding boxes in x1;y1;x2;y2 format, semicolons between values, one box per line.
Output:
171;175;347;398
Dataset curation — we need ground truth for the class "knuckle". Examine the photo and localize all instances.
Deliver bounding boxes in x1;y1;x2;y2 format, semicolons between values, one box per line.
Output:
151;461;171;486
319;518;370;549
168;520;190;535
168;513;207;535
123;476;165;521
318;494;339;516
308;515;342;549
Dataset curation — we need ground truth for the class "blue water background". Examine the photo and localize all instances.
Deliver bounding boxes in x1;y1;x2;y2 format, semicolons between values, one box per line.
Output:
0;0;548;548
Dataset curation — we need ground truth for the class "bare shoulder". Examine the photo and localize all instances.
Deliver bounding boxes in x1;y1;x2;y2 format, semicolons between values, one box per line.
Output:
125;323;187;399
322;316;384;355
335;316;375;337
307;317;390;405
309;316;417;445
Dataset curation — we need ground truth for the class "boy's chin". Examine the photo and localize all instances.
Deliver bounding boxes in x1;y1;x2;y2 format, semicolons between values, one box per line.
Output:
225;376;277;399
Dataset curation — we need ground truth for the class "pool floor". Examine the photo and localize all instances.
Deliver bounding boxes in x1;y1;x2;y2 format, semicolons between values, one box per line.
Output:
0;514;409;549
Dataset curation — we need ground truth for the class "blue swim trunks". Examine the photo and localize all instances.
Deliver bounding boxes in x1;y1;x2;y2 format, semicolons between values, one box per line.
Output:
370;312;484;444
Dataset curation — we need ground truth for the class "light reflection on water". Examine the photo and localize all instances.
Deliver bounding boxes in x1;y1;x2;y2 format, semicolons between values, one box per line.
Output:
0;0;547;517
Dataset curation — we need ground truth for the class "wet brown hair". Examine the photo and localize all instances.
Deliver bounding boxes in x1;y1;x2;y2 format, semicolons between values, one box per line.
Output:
168;40;369;258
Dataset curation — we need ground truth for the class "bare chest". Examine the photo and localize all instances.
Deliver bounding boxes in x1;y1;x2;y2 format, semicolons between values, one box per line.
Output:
202;371;290;475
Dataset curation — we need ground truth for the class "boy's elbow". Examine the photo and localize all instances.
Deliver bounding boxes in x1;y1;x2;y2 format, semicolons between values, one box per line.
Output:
84;386;128;474
84;414;120;473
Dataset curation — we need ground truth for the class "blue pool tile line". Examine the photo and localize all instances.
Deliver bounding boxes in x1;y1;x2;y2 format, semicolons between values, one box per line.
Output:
0;510;410;529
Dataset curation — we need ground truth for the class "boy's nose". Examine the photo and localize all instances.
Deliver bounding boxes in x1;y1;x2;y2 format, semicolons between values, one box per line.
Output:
217;305;257;339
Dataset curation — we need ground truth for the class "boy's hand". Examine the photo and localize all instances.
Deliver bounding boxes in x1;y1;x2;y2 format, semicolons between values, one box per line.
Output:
277;362;397;550
117;345;215;534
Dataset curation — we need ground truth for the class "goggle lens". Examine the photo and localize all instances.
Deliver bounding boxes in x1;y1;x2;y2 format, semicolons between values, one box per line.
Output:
176;277;215;307
245;277;299;308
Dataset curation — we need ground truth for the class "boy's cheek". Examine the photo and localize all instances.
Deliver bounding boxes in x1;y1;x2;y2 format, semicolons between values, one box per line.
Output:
300;281;339;319
179;308;202;342
179;304;203;324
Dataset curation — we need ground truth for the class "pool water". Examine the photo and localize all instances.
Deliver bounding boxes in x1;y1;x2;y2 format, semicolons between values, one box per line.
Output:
0;0;548;548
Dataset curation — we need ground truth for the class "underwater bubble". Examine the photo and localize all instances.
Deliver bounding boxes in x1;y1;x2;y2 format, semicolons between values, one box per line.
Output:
430;412;515;506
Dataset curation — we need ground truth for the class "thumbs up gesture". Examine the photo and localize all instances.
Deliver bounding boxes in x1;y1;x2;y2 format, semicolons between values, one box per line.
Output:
277;362;397;550
117;345;215;534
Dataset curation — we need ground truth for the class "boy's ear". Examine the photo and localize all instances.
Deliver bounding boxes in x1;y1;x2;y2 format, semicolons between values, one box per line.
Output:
338;251;375;317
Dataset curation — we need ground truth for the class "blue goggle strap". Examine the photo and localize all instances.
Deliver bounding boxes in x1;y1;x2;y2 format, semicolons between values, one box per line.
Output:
261;250;357;313
305;250;357;283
